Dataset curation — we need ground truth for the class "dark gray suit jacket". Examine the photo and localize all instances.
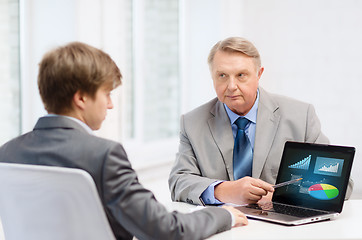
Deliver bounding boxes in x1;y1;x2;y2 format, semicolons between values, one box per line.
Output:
0;116;231;240
169;87;353;205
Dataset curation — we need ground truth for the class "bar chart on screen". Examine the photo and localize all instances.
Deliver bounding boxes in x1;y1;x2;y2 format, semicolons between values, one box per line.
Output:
314;157;344;177
288;155;311;170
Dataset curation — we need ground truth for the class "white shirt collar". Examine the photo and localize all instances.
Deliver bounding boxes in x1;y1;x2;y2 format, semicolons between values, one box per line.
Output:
45;114;94;135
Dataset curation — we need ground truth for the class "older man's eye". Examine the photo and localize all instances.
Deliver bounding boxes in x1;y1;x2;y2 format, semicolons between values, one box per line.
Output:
219;73;226;77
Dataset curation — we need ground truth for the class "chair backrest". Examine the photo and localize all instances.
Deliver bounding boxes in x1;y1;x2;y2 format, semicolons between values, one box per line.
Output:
0;163;115;240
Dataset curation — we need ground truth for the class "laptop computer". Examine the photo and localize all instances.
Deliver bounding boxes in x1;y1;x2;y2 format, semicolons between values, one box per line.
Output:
236;141;355;225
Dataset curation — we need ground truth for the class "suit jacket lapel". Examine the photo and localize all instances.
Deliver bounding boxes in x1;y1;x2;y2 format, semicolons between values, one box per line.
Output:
208;100;235;180
253;87;280;178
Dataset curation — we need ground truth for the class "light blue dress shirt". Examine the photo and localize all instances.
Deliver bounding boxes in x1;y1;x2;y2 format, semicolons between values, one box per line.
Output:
200;90;259;205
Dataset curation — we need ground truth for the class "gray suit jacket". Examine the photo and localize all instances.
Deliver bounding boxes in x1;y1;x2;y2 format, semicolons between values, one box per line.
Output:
169;87;353;205
0;116;232;240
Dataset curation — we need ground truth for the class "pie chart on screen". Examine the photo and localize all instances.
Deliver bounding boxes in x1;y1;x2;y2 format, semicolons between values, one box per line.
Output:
308;184;339;200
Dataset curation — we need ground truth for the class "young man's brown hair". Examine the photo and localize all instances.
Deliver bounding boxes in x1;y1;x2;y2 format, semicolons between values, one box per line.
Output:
38;42;122;114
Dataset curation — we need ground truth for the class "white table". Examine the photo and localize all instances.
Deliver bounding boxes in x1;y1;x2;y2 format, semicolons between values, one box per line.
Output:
1;199;360;240
165;199;362;240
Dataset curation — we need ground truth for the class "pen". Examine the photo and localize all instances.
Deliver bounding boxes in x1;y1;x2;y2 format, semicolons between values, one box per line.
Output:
199;197;206;206
273;178;303;188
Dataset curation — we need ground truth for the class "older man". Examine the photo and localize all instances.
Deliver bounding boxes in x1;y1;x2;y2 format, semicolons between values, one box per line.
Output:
169;37;353;206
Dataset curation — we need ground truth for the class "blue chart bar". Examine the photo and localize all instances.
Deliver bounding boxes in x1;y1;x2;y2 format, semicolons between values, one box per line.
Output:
288;155;311;170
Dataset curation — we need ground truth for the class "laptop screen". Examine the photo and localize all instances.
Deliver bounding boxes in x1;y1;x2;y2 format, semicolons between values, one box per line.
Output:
273;141;355;213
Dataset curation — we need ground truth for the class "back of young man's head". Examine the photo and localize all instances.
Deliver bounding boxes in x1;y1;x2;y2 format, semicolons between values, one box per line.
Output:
38;42;122;114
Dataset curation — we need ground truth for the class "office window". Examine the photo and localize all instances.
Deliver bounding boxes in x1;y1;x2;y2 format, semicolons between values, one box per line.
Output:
106;0;180;167
128;0;180;143
0;0;20;145
35;0;181;166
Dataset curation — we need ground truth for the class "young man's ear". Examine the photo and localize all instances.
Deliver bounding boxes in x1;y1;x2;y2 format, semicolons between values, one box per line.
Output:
72;90;87;110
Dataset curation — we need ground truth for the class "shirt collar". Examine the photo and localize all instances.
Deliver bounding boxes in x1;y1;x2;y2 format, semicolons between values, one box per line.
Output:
45;114;94;135
224;89;259;125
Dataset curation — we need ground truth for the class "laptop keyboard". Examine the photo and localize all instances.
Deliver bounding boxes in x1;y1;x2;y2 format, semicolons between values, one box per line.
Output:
246;202;329;218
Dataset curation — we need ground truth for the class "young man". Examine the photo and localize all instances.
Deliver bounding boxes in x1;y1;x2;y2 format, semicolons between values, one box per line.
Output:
0;42;247;240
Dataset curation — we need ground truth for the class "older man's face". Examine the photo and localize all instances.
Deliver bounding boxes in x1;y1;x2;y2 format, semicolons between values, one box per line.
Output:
211;50;263;116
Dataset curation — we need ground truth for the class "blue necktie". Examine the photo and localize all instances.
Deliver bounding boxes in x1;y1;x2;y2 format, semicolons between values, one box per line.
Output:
233;117;253;180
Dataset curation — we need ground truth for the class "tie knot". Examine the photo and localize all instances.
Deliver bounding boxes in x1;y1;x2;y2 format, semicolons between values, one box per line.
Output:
235;117;249;130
